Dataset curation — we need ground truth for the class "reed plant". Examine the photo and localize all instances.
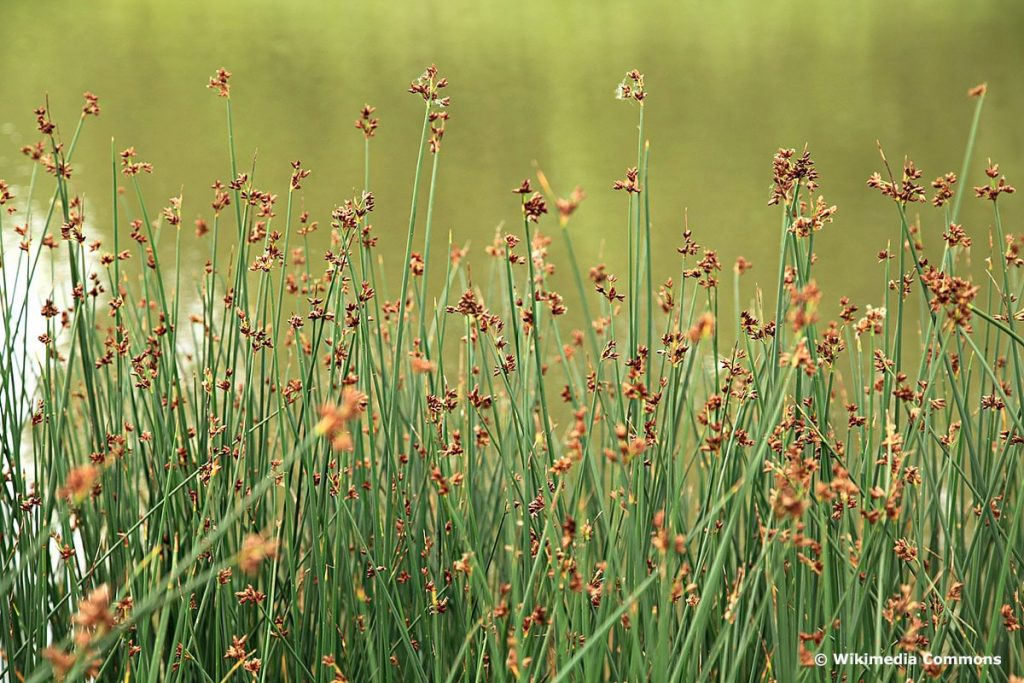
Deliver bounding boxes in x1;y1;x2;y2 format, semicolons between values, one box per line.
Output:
0;68;1021;682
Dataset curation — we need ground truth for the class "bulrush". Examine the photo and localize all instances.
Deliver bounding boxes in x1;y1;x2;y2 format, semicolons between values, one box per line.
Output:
4;67;1023;683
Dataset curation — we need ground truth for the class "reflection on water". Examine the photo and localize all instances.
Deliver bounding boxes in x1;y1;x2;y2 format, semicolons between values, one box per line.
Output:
0;183;76;404
0;0;1022;322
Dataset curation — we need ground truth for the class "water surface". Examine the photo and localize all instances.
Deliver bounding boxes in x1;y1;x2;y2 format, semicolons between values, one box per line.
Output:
1;0;1022;319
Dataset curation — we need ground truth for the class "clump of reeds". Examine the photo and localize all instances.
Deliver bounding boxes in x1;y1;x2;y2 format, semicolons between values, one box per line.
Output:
0;68;1021;682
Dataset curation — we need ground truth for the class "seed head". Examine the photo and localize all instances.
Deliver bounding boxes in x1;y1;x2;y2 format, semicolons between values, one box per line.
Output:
42;648;76;680
289;160;311;191
82;92;101;117
208;68;232;97
867;157;925;204
408;65;449;107
920;267;978;330
224;635;248;661
615;69;647;103
974;161;1015;201
931;172;957;207
60;464;99;502
72;584;116;633
355;104;379;138
447;289;485;317
35;105;55;135
522;192;548;223
316;388;368;451
120;147;153;176
555;186;586;225
238;533;278;575
769;148;817;206
613;167;641;194
235;584;266;605
893;538;918;563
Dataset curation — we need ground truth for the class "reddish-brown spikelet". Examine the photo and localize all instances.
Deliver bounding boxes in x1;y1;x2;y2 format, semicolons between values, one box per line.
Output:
208;68;232;97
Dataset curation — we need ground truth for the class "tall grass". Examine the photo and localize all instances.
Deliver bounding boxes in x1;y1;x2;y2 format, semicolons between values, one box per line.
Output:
0;69;1022;682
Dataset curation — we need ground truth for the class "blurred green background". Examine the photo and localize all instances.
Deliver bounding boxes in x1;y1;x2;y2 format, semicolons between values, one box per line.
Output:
1;0;1022;315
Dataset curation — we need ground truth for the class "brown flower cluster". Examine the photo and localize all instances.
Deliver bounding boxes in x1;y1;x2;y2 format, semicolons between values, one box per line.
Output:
513;179;548;222
207;68;232;97
974;161;1015;201
238;533;278;575
289;160;311;191
316;388;368;451
931;172;956;207
408;65;449;106
522;192;547;223
355;104;379;139
684;250;721;289
613;167;641;194
43;584;117;680
769;148;817;206
920;267;978;330
943;223;971;249
555;186;586;225
790;196;836;237
867;158;926;204
82;91;101;117
615;69;647;103
787;281;821;332
120;147;153;176
59;464;100;502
